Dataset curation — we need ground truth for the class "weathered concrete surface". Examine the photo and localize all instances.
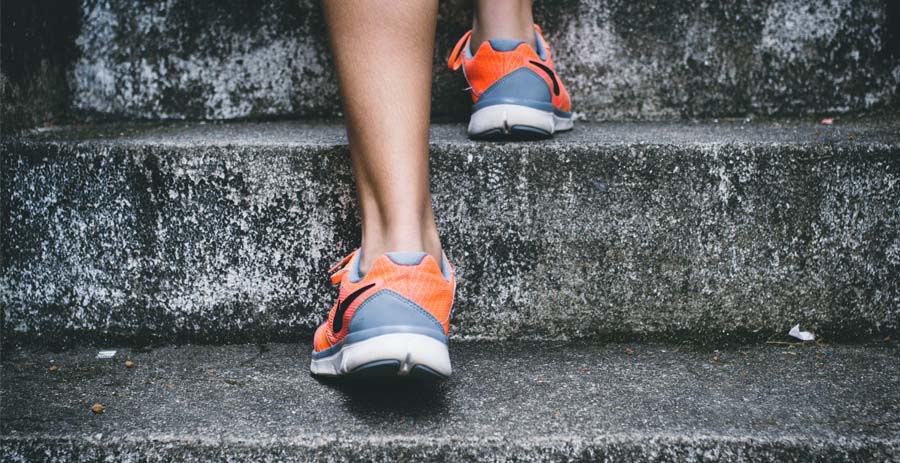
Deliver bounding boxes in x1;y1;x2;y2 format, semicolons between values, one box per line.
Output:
1;342;898;462
0;0;80;131
1;121;899;344
65;0;900;121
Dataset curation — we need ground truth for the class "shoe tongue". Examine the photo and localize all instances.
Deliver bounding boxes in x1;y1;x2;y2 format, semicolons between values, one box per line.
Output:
488;38;527;52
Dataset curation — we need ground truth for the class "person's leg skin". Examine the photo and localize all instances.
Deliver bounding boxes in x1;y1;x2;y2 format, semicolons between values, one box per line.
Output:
323;0;441;274
471;0;536;51
312;0;455;379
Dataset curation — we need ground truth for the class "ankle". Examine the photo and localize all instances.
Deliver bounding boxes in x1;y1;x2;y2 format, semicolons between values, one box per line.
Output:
471;0;536;52
470;23;536;52
358;226;443;275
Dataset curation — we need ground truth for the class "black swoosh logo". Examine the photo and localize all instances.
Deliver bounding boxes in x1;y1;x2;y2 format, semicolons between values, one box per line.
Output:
331;283;376;333
529;60;559;96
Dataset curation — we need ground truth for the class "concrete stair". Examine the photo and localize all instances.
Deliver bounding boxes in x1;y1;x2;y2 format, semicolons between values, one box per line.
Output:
2;0;898;124
3;1;900;461
2;341;898;462
66;0;900;120
2;120;898;345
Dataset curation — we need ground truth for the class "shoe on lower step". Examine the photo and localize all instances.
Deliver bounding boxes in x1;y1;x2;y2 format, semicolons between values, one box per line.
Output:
310;250;456;379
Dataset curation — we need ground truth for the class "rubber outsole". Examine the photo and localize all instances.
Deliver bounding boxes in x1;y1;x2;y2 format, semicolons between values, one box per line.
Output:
350;360;447;380
310;332;452;379
472;125;552;141
468;103;573;141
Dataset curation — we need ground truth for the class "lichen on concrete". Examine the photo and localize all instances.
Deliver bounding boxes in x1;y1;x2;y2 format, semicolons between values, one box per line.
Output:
1;121;898;344
1;140;359;343
66;0;900;121
72;0;337;120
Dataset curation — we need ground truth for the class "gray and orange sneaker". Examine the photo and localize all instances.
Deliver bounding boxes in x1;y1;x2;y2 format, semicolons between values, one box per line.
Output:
448;24;573;139
310;250;456;379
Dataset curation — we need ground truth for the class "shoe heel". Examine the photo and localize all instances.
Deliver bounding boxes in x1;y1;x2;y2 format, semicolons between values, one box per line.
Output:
310;290;451;378
468;104;555;139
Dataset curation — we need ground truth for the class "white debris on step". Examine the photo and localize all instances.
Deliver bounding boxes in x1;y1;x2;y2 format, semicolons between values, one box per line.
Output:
96;350;117;359
788;325;815;341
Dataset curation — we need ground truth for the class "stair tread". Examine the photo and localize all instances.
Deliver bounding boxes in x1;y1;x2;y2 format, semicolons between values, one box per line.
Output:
3;119;900;343
2;342;898;460
23;119;900;148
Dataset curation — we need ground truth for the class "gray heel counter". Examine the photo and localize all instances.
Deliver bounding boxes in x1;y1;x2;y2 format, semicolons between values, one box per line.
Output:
473;68;553;112
480;68;551;103
347;290;445;337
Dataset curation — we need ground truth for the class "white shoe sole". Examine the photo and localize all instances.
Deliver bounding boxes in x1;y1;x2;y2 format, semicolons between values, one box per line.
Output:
468;103;574;139
310;333;452;378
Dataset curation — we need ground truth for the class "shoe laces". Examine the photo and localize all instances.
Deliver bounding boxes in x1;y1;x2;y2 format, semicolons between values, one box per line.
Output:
447;30;472;71
328;250;356;285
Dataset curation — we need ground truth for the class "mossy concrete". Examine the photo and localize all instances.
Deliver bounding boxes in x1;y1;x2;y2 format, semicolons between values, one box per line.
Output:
1;121;898;344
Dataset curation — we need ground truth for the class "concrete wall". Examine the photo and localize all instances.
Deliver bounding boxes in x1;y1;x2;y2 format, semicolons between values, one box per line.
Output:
2;122;897;344
3;0;899;127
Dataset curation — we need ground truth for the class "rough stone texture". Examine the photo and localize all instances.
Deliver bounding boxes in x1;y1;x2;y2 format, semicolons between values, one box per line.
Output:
1;342;898;462
66;0;900;121
1;120;899;344
0;0;81;131
71;0;333;121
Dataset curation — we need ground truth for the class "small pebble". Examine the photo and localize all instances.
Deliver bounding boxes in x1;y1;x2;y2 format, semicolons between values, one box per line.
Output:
48;366;58;372
125;360;135;368
91;403;105;414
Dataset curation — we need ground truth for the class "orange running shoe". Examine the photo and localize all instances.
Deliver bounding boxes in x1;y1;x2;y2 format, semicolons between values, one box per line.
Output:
448;24;573;140
310;250;456;379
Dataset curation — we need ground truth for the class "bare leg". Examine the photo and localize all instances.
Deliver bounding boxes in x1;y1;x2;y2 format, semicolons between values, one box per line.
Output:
323;0;441;274
471;0;536;51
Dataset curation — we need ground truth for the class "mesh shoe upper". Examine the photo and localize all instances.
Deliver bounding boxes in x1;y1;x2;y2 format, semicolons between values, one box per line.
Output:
448;24;571;114
313;250;455;353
